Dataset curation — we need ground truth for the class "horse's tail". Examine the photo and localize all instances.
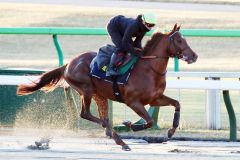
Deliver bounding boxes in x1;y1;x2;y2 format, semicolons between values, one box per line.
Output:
17;65;67;95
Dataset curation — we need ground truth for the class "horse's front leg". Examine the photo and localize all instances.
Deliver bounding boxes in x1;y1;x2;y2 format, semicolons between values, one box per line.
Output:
123;101;154;131
150;94;180;138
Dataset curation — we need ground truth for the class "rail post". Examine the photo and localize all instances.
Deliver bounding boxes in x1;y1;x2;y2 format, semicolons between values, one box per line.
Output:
206;77;221;129
52;34;64;66
223;90;237;141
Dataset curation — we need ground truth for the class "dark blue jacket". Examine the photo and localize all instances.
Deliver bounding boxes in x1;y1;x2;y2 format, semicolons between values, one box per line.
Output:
107;15;150;56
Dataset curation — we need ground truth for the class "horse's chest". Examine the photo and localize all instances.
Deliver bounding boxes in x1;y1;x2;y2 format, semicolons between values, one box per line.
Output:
126;75;166;103
145;81;166;100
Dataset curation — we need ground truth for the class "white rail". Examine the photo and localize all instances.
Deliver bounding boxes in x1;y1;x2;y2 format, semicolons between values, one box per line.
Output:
166;71;240;130
0;75;40;85
166;72;240;90
167;71;240;78
167;79;240;90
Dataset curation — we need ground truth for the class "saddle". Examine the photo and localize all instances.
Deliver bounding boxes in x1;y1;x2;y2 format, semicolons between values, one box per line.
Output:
93;44;137;74
90;44;138;81
90;44;139;102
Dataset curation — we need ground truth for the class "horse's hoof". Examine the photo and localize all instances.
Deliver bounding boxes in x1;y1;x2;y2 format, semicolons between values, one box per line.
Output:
167;128;175;138
122;120;132;128
122;145;131;151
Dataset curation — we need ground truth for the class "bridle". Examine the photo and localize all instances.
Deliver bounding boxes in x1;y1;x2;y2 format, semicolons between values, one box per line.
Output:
140;31;189;76
167;31;190;59
141;31;190;60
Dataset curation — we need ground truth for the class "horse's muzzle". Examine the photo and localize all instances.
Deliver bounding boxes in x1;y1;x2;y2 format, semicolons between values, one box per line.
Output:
182;53;198;64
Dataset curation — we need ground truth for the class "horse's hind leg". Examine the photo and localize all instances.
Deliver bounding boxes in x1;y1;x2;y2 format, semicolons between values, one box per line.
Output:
93;94;112;137
93;95;130;151
80;93;103;125
65;81;103;125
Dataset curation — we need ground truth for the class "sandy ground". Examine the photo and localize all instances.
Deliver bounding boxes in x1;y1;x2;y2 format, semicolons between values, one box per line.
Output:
0;131;240;160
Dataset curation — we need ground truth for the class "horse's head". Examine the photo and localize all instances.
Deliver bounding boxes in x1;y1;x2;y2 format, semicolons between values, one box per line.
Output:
167;24;198;64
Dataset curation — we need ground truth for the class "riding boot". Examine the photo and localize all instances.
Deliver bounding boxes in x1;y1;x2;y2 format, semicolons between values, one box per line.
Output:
106;52;124;77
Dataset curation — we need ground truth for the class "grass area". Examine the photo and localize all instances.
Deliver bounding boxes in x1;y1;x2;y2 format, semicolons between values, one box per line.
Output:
0;2;239;137
0;3;239;71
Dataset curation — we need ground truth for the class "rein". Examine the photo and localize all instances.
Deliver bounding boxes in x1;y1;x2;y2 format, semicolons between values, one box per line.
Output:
140;55;168;59
140;55;168;76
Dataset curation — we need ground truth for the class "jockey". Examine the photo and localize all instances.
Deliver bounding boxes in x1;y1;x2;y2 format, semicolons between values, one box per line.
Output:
106;13;157;76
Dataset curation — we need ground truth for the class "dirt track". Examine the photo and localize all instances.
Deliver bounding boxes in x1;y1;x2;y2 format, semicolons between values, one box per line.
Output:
1;134;240;160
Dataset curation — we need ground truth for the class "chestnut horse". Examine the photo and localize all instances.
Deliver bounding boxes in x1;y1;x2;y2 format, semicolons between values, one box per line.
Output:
17;24;198;151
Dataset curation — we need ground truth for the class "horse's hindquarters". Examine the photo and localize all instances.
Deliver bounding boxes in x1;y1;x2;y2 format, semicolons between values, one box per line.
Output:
91;78;117;101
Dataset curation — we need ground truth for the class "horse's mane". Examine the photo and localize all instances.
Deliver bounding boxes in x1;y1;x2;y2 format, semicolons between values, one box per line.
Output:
143;25;178;54
143;32;164;54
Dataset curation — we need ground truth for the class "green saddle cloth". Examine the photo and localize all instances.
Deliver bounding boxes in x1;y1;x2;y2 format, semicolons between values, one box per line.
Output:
119;56;138;75
101;56;138;75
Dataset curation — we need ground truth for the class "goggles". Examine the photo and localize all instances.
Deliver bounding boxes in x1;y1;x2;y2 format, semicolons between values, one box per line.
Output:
144;22;155;28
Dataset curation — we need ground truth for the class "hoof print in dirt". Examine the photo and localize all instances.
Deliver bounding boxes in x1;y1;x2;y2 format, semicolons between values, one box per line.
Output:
230;151;240;154
169;148;193;153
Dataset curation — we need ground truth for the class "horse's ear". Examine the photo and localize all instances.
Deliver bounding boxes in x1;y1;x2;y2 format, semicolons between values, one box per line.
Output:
177;25;181;31
173;23;177;31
